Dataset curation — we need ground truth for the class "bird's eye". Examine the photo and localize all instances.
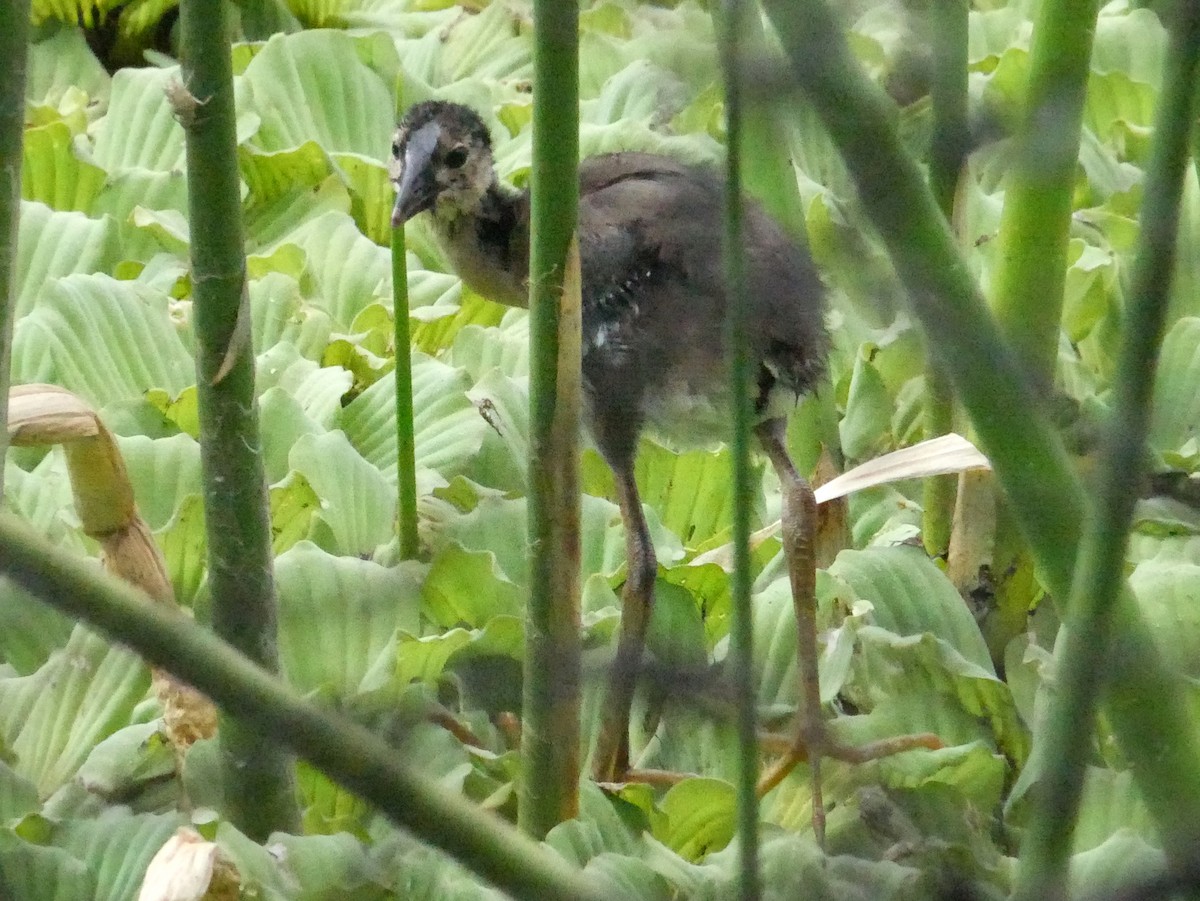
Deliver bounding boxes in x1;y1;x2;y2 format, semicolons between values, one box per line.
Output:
444;146;469;169
391;139;401;158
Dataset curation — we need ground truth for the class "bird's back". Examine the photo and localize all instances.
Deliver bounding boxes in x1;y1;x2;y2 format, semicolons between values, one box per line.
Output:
575;152;828;458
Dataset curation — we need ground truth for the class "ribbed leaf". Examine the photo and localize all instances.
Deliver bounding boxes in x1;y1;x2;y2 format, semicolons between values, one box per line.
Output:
13;202;122;318
288;431;395;557
59;780;181;883
25;28;110;109
1150;317;1200;453
0;830;95;901
0;627;149;796
242;30;395;156
276;542;423;694
116;434;202;532
12;274;194;408
340;353;486;481
21;120;106;212
91;66;186;172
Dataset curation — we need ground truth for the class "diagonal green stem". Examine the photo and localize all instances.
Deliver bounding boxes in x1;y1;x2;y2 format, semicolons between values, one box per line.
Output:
1014;6;1200;898
762;0;1200;861
0;513;608;901
177;0;297;838
719;0;761;896
989;0;1101;383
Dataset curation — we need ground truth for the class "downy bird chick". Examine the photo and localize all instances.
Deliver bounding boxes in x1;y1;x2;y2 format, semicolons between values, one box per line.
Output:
390;100;830;783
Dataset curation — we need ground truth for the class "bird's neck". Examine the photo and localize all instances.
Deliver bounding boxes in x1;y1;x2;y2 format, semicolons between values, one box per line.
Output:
435;179;530;308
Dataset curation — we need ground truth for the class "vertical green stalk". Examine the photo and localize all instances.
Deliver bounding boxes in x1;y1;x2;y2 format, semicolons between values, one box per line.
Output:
990;0;1101;381
391;226;419;560
1014;7;1200;899
520;0;582;838
922;0;968;558
763;0;1200;859
0;0;30;502
177;0;298;839
720;1;760;896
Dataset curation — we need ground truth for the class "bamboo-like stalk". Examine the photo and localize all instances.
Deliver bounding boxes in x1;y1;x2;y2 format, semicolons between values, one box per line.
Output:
0;513;608;901
763;0;1200;857
719;1;761;896
0;0;30;502
391;226;420;560
989;0;1101;382
520;0;583;838
921;0;968;558
176;0;297;839
1013;7;1200;899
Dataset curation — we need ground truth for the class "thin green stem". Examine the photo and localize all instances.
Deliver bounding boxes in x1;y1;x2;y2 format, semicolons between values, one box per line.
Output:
0;513;608;901
763;0;1200;858
177;0;297;839
521;0;582;839
392;226;419;560
720;1;761;896
1014;6;1200;898
990;0;1101;382
0;0;30;502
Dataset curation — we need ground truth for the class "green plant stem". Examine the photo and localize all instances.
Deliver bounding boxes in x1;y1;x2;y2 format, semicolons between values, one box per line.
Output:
177;0;297;839
0;513;608;901
391;226;419;560
719;1;760;896
1014;6;1200;899
921;0;968;558
990;0;1100;382
0;0;30;502
763;0;1200;857
520;0;582;839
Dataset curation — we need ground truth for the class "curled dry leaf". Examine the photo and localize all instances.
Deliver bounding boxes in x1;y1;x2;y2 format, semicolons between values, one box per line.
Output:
7;384;218;749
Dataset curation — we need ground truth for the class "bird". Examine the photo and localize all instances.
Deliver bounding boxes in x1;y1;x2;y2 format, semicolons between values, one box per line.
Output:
389;99;832;787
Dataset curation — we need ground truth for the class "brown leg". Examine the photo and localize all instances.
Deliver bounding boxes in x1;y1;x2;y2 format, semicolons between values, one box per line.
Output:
754;419;944;845
592;460;657;781
754;418;827;843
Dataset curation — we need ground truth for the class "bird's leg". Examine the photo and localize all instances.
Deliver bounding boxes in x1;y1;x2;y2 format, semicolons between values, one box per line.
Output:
754;420;945;844
753;418;828;843
592;460;657;782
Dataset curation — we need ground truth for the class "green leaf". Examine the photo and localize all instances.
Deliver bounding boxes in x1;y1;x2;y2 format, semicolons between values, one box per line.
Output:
829;546;994;672
288;431;396;557
26;28;110;110
657;778;735;860
13;202;122;319
340;352;487;482
0;829;95;901
0;627;150;796
242;30;395;157
21;120;106;212
0;577;74;675
276;542;423;695
422;545;523;629
12;274;194;407
1150;317;1200;453
839;347;893;461
92;66;186;172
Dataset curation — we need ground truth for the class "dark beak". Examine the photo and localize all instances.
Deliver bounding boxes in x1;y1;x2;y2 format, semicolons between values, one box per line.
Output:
391;142;438;228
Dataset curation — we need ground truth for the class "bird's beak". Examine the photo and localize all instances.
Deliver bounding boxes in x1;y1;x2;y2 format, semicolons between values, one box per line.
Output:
391;141;438;228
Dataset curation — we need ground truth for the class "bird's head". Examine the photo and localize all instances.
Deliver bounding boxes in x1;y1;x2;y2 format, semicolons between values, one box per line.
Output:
390;101;495;229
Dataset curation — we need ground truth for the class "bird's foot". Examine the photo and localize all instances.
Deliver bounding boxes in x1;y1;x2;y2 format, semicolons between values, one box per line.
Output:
758;722;944;847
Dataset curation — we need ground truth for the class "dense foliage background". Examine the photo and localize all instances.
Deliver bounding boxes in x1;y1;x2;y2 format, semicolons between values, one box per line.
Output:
3;0;1200;898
